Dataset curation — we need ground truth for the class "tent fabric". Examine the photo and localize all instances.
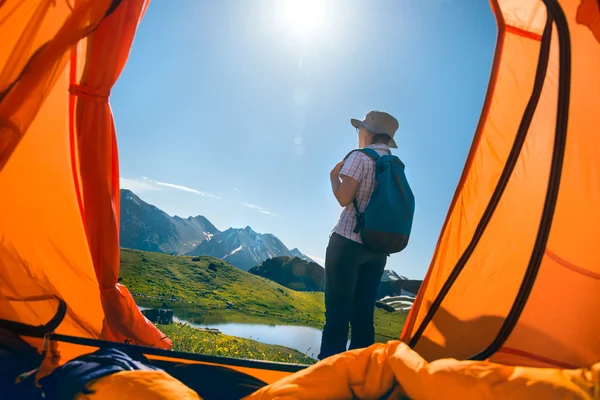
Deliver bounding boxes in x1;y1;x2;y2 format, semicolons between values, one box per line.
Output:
400;0;600;371
0;0;112;170
0;0;169;364
69;0;171;350
1;0;115;361
243;341;600;400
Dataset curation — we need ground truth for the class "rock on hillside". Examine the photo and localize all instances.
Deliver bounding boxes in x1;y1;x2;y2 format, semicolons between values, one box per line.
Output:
249;256;325;292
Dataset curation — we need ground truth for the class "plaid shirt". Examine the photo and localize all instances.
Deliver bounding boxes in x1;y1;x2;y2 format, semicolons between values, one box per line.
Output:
332;144;391;244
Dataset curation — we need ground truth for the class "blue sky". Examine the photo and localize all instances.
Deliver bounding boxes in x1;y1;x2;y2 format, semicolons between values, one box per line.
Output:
114;0;497;279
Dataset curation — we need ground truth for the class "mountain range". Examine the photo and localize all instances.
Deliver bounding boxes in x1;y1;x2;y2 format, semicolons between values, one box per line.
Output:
120;189;219;254
119;189;314;270
186;226;301;271
119;189;421;297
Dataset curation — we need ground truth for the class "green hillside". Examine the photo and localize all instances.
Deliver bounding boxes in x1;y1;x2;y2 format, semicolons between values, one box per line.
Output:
119;248;406;342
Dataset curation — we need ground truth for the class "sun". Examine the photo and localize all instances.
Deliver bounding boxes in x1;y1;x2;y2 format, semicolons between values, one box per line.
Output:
275;0;327;44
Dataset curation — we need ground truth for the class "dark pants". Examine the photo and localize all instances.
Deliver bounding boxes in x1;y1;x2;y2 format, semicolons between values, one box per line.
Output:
318;233;387;360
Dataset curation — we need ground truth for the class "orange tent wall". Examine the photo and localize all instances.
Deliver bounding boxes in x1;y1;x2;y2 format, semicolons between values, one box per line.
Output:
400;0;600;370
0;0;170;362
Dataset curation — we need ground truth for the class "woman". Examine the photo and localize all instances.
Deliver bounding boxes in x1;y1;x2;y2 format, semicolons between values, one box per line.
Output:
318;110;401;360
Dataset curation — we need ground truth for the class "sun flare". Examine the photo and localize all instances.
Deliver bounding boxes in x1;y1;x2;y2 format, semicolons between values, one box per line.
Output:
276;0;327;43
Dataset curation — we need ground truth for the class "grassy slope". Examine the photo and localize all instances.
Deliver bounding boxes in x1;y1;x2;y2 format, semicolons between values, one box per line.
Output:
120;248;405;343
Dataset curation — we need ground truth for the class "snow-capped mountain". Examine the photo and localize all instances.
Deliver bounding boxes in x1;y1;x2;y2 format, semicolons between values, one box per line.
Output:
377;270;422;300
381;270;408;282
186;226;295;271
289;248;316;263
120;189;220;254
120;189;318;270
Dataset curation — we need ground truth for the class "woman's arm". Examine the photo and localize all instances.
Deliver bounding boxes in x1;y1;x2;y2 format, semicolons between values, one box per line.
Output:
330;161;360;207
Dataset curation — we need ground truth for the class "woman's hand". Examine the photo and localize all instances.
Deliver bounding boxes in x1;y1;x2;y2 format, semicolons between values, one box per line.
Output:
330;161;345;178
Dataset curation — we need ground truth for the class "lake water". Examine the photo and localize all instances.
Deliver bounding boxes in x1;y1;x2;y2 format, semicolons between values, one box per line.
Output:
175;317;324;359
139;306;327;358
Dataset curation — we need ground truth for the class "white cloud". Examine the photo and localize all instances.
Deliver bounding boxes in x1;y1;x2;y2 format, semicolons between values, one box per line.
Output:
156;181;221;199
233;188;241;192
121;176;221;199
154;181;200;194
243;202;278;216
243;203;262;210
120;177;161;193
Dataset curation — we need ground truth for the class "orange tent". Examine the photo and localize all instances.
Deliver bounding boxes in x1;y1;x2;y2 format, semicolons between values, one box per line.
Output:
0;0;599;398
400;0;600;371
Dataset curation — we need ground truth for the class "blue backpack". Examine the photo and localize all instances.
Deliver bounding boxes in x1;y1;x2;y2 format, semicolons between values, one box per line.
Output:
344;148;415;254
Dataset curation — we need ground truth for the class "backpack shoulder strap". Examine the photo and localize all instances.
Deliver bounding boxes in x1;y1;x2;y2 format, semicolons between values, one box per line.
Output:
341;148;381;229
343;149;360;160
343;148;380;161
345;149;379;232
359;148;381;160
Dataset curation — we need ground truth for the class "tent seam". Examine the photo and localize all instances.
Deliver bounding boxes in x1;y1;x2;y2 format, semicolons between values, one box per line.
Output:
545;249;600;280
400;0;507;342
505;24;543;41
472;0;572;361
408;7;554;351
